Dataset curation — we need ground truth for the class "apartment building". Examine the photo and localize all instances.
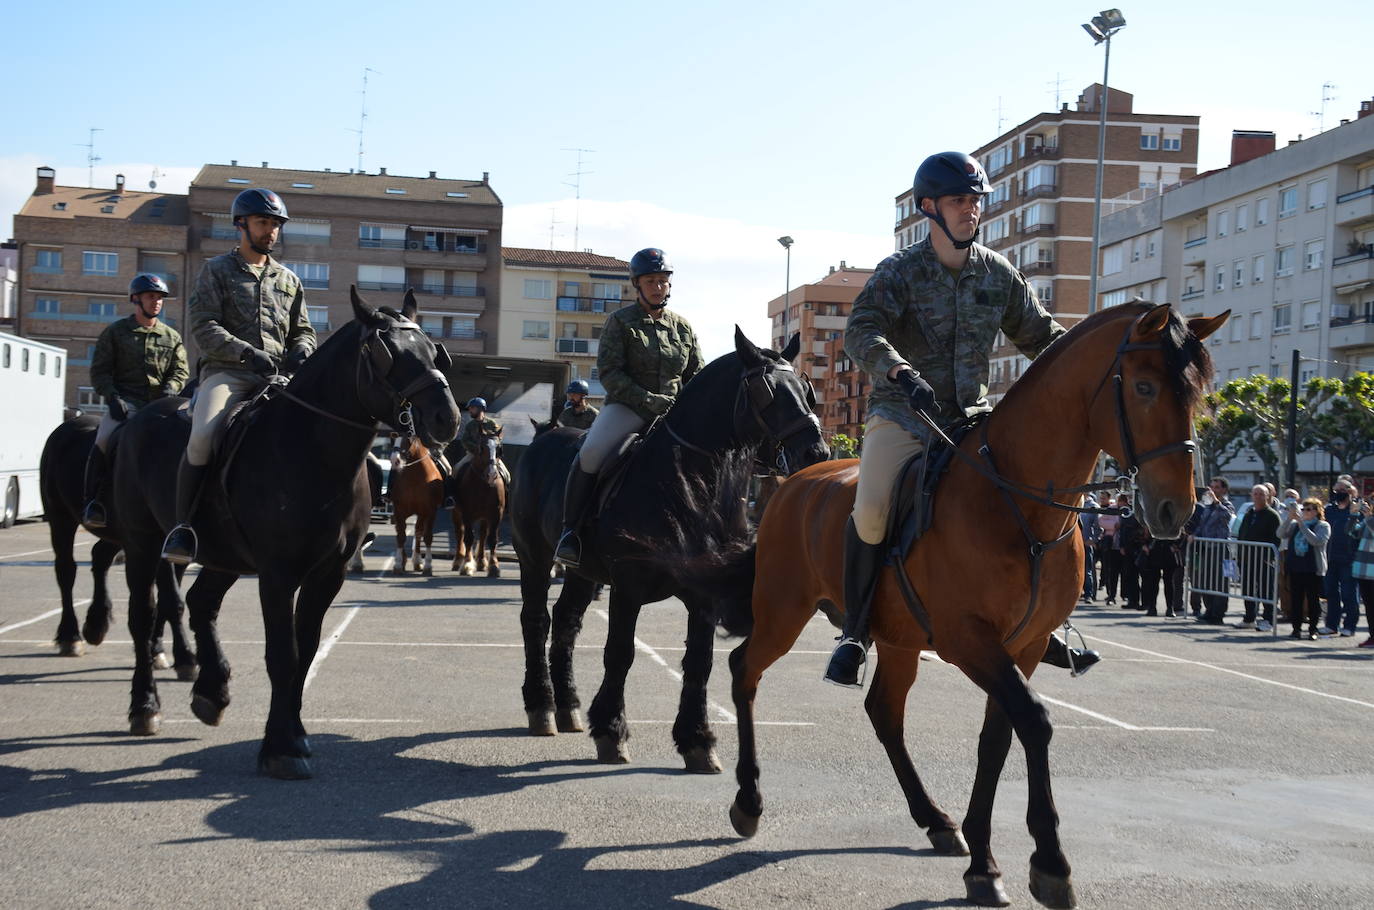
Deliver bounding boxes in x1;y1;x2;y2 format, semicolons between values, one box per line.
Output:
187;163;502;361
765;262;873;438
13;167;190;409
892;85;1200;404
498;247;634;402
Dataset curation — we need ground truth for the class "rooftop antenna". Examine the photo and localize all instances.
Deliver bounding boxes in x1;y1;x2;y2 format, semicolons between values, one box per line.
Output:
79;127;103;187
1046;72;1067;110
350;67;381;172
994;96;1005;134
548;206;564;250
562;148;594;251
1311;81;1337;133
149;167;163;191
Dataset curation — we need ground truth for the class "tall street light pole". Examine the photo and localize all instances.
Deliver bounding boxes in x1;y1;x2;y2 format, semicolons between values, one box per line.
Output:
1082;9;1126;315
778;235;794;353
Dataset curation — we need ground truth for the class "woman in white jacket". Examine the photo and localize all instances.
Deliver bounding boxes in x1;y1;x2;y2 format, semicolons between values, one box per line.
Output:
1280;497;1330;640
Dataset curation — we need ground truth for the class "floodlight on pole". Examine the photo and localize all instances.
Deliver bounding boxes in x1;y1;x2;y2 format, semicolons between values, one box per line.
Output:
778;236;794;353
1082;8;1126;315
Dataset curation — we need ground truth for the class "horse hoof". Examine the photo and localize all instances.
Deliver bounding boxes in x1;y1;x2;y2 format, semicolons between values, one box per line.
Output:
928;827;970;856
258;754;313;780
555;708;585;733
129;711;162;736
190;694;225;727
729;800;760;838
1029;867;1077;909
152;652;173;670
683;746;724;774
488;565;500;578
422;568;433;577
175;663;198;682
527;710;557;736
964;873;1011;907
57;639;85;657
594;735;630;764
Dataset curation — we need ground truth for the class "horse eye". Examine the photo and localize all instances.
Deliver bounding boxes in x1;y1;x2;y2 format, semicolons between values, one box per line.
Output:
1135;381;1154;396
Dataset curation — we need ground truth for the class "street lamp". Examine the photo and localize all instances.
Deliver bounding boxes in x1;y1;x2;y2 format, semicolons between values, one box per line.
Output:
778;236;794;353
1082;8;1126;315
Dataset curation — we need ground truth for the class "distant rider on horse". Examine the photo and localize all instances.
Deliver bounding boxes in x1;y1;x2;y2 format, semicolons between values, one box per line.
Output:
82;273;189;528
827;151;1098;688
453;397;511;486
554;247;703;568
556;378;599;430
161;188;316;564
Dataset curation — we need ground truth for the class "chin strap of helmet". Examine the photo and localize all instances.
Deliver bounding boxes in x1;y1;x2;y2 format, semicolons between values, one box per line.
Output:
133;297;161;320
923;199;979;251
636;280;671;311
236;217;275;256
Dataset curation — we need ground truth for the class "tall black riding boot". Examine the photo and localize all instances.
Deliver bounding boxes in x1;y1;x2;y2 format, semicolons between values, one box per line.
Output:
161;457;208;565
81;446;110;528
554;463;597;568
823;519;886;689
434;451;456;509
1041;634;1101;677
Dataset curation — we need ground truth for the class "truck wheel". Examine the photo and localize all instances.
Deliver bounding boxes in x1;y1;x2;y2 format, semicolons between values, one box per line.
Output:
1;478;16;528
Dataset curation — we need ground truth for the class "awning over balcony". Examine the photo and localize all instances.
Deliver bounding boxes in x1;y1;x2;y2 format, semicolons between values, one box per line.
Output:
409;225;488;234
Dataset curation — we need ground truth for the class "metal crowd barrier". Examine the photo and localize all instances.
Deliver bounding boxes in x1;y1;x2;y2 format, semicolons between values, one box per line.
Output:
1183;536;1282;637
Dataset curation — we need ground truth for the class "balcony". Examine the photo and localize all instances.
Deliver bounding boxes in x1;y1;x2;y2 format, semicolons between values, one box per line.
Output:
556;296;617;314
1022;145;1061;161
1332;246;1374;294
1020;222;1056;238
1183;236;1208;267
1020;183;1057;200
1329;313;1374;349
1023;260;1056;275
201;226;237;240
356;280;405;292
1335;186;1374;227
983;197;1011;216
1181;289;1205;302
556;338;599;356
415;284;486;298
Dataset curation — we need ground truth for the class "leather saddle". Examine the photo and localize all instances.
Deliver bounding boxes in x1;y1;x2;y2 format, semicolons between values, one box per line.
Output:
883;414;985;564
180;377;282;491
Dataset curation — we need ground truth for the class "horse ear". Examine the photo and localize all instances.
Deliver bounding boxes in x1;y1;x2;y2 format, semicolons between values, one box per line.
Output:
1134;304;1172;338
401;288;419;323
1189;309;1230;342
781;332;801;362
734;325;764;365
350;285;382;325
530;417;540;430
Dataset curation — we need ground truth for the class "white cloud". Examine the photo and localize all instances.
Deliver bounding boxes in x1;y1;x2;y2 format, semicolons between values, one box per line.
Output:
503;198;891;360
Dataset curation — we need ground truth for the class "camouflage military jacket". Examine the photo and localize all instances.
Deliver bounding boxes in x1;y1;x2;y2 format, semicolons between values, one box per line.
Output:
189;249;316;375
89;315;189;407
845;238;1065;434
557;403;598;430
598;303;703;423
461;415;502;454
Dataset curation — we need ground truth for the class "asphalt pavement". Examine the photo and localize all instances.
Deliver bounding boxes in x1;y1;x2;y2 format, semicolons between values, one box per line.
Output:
2;516;1373;910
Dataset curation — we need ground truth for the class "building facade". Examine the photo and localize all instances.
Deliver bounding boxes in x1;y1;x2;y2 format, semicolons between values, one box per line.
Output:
892;85;1200;404
497;247;634;402
13;167;190;409
187;163;502;362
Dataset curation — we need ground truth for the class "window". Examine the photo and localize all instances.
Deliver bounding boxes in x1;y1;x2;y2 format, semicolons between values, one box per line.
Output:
1300;366;1317;384
522;320;550;339
1102;289;1129;308
306;305;330;332
1257;196;1270;225
445;192;469;198
38;352;46;375
21;348;30;371
1147;235;1157;258
34;249;61;273
419;313;442;337
78;386;102;408
1216;210;1230;237
1;343;8;368
1304;239;1325;271
1276;246;1294;277
1308;179;1328;210
88;300;117;317
1229;314;1243;342
1233;260;1244;288
356;264;404;291
1249;312;1263;338
1162;135;1182;151
1035;282;1053;303
384;188;406;195
1140;132;1159;150
34;297;60;314
1236;203;1249;232
54;356;61;378
1278;186;1298;218
358;223;404;249
282;220;330;245
285;261;329;289
1253;254;1266;284
1301;300;1321;329
82;251;118;276
291;182;314;189
1102;245;1124;275
1273;303;1291;333
591;282;622;301
1214;266;1226;292
227;177;252;184
524;279;552;300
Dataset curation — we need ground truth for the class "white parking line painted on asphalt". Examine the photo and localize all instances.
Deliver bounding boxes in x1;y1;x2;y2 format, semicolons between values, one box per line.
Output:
1089;634;1374;711
164;717;421;724
1037;693;1215;732
0;607;66;635
302;604;362;691
0;539;95;561
591;608;739;724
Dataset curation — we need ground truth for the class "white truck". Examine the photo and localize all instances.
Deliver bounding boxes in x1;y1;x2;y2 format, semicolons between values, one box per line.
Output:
0;331;67;527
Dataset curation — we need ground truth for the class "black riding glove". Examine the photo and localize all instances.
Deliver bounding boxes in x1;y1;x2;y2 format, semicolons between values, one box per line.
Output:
282;347;309;375
107;396;129;421
894;369;937;414
240;347;275;376
643;392;674;416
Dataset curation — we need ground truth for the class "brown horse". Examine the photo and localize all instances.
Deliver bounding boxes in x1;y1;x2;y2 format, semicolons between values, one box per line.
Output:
452;427;505;577
391;436;444;576
724;303;1226;909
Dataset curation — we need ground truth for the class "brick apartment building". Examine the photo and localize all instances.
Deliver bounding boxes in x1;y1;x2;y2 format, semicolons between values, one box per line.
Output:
892;85;1200;404
498;247;633;403
766;261;873;439
188;163;502;364
13;167;190;409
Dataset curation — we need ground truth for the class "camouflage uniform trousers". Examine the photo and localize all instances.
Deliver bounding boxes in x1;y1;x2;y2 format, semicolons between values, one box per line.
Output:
187;370;264;466
853;415;926;545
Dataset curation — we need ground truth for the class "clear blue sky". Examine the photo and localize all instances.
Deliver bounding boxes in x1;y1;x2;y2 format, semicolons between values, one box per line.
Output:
4;0;1371;355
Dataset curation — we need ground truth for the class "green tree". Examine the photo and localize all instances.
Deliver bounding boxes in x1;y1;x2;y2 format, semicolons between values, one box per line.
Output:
1306;373;1374;474
1194;399;1253;479
830;432;859;460
1211;375;1339;481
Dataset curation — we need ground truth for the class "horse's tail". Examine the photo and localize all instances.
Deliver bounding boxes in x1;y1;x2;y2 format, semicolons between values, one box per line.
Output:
692;541;757;637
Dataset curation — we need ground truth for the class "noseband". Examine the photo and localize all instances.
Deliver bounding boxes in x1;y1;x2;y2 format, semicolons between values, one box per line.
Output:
1103;317;1197;475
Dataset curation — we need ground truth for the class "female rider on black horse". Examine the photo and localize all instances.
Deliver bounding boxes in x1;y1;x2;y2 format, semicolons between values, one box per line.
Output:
554;248;702;568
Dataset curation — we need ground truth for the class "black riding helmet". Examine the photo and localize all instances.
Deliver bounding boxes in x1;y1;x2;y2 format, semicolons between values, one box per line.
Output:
231;188;291;223
913;152;993;251
630;248;673;309
566;379;591;395
129;273;170;301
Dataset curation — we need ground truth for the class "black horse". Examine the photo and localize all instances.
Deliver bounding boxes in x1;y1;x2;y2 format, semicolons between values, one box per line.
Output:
511;328;829;771
110;287;459;778
39;415;195;679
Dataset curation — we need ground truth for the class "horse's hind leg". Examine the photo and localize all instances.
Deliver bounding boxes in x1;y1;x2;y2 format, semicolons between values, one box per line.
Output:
155;562;196;681
675;597;722;774
587;588;644;764
450;509;466;572
82;538;120;648
51;515;83;654
866;643;967;855
186;568;240;727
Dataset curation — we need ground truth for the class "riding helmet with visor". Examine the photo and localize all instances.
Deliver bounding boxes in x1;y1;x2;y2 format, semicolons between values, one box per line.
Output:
129;273;170;301
566;379;591;396
466;397;487;411
912;152;992;250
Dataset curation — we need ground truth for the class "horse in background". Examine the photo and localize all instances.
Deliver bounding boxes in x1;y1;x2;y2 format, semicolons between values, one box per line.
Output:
39;414;194;679
347;452;386;573
453;424;505;577
391;436;444;576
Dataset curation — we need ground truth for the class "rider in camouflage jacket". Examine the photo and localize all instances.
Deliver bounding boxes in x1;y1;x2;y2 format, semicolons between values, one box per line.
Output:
189;248;315;376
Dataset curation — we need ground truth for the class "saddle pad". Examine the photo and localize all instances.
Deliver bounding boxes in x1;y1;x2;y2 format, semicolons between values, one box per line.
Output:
884;414;986;562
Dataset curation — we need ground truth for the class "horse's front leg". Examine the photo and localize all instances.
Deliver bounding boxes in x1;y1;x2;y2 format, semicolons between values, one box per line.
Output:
256;571;310;779
587;587;643;764
674;597;722;774
485;515;501;577
519;553;557;734
549;572;594;732
124;545;163;735
393;517;407;575
79;538;121;651
461;521;477;576
419;512;433;576
155;561;196;681
286;558;348;765
187;568;239;727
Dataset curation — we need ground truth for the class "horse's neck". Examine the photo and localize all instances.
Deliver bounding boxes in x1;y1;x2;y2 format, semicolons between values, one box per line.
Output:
277;351;378;462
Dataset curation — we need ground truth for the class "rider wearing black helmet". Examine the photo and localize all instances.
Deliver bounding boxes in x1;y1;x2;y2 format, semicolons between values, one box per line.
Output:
554;247;702;568
453;397;511;485
81;273;189;527
824;151;1096;687
161;188;316;563
556;378;598;431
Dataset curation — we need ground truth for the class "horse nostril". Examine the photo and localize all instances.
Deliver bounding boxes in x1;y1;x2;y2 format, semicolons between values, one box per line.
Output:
1158;499;1175;530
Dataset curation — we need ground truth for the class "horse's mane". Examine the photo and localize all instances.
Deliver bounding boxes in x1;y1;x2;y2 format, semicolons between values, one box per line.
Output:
1006;301;1213;411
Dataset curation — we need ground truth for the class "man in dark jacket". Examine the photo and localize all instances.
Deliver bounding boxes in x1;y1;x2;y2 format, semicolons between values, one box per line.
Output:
1194;477;1237;624
1237;484;1281;630
1322;478;1360;635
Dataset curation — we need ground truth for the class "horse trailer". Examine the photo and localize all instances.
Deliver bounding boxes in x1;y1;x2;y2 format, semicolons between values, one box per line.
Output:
0;332;66;526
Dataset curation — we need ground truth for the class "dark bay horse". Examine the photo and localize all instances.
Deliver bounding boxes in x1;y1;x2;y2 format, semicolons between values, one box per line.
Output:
390;436;444;576
39;414;194;679
110;287;458;778
723;303;1226;908
510;328;829;771
452;425;505;577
